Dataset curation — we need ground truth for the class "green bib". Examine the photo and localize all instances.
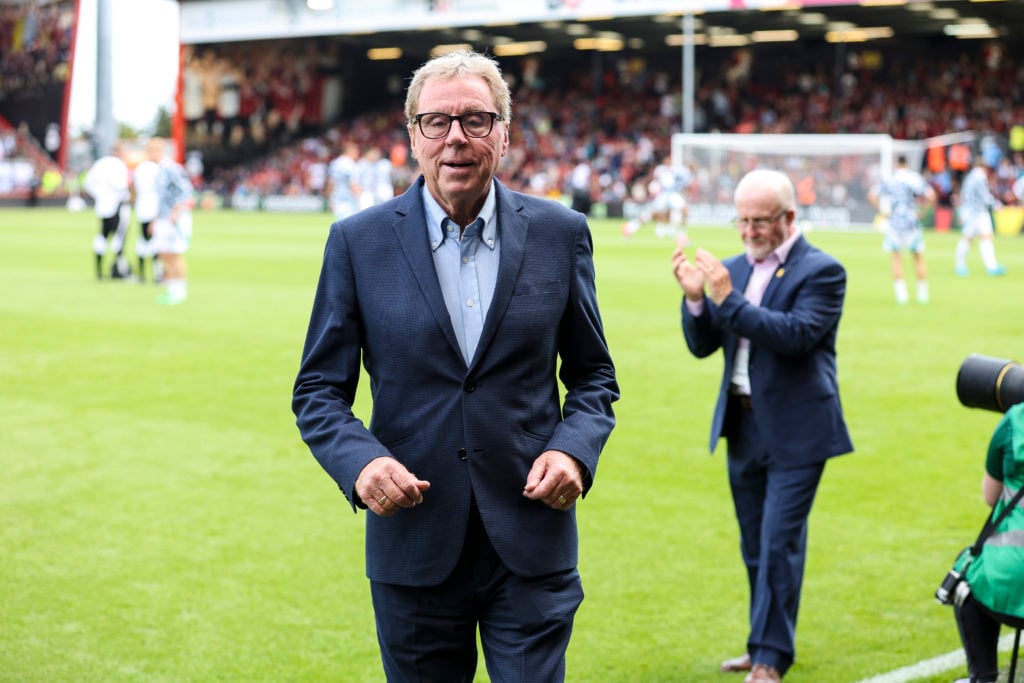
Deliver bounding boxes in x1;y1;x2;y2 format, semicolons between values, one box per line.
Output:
964;404;1024;619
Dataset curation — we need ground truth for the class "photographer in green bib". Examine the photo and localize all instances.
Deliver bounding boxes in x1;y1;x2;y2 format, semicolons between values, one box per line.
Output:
949;395;1024;683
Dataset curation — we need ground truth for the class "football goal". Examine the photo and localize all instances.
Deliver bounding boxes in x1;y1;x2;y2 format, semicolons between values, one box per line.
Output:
671;132;973;231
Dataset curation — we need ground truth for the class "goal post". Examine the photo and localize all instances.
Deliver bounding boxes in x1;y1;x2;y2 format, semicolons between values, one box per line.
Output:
671;133;936;231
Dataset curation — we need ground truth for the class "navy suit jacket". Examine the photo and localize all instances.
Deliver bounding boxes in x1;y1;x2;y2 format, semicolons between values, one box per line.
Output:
293;176;618;587
681;234;853;465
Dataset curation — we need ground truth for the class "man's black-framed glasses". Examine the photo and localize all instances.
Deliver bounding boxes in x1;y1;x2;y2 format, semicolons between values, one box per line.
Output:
413;111;503;139
733;211;787;231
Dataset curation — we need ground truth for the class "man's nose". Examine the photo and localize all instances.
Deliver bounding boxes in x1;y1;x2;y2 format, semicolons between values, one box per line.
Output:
446;119;469;142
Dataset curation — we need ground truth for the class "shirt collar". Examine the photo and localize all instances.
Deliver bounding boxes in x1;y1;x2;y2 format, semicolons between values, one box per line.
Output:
425;182;498;252
746;225;801;266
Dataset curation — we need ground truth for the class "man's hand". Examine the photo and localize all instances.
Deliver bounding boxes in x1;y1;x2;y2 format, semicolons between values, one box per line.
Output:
693;248;733;306
523;450;584;510
671;246;706;302
355;456;430;517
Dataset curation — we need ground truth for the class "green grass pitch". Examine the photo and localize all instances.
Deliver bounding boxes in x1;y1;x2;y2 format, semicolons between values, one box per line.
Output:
2;206;1022;682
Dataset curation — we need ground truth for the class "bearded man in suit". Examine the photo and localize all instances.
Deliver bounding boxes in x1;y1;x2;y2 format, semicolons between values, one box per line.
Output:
671;168;853;683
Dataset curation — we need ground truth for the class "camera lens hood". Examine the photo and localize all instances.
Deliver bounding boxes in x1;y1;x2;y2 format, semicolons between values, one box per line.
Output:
956;354;1024;412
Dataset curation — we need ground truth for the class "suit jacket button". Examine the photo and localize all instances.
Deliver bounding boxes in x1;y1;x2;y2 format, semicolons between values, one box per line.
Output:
464;382;476;393
457;448;468;460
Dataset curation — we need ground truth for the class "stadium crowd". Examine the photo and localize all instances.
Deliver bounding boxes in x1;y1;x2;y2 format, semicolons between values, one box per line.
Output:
0;0;73;97
0;0;73;197
194;38;1024;215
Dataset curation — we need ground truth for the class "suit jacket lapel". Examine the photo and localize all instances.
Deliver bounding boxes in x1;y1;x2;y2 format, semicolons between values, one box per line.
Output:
391;177;464;359
760;234;807;309
723;258;752;361
731;258;753;295
469;180;526;371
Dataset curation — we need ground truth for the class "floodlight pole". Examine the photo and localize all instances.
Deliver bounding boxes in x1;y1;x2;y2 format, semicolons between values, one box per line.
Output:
94;0;116;157
682;13;695;135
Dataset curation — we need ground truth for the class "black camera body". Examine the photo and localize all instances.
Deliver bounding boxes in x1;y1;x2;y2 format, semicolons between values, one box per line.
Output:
935;566;971;606
956;355;1024;413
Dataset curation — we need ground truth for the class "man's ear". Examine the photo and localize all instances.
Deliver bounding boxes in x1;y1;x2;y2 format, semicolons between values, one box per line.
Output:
407;127;417;161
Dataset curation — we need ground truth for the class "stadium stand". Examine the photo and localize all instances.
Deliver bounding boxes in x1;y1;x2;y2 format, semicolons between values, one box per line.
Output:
4;0;1024;219
196;38;1024;226
0;0;74;202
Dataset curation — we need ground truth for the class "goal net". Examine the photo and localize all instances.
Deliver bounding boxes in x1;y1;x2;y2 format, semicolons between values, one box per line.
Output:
671;133;944;231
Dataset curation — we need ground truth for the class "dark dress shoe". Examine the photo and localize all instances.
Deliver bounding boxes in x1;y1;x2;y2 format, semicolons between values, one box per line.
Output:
720;653;752;672
744;664;781;683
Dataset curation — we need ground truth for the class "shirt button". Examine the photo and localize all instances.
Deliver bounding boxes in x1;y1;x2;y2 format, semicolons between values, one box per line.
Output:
466;299;474;308
462;256;469;264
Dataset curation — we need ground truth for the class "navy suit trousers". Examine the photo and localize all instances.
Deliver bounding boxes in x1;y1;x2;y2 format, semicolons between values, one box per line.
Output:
370;503;583;683
725;395;825;675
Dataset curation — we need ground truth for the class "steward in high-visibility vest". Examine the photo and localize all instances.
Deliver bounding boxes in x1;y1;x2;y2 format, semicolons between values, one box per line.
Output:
927;145;946;174
949;143;972;173
1010;124;1024;154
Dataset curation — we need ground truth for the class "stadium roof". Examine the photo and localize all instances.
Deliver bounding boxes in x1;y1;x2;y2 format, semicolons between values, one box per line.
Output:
174;0;1024;58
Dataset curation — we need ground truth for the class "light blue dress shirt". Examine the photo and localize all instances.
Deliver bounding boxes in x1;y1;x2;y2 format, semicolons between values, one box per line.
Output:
423;184;500;364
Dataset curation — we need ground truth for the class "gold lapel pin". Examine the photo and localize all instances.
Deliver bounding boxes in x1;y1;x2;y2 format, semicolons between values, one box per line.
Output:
776;268;785;278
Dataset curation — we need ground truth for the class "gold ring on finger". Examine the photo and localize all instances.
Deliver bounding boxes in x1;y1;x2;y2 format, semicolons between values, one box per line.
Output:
378;496;388;506
558;494;567;505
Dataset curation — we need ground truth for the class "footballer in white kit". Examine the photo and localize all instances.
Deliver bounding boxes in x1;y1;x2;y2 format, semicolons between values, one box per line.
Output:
82;150;132;279
622;159;690;241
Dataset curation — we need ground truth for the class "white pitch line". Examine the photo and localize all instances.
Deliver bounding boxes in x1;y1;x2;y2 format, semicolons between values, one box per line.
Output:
853;633;1018;683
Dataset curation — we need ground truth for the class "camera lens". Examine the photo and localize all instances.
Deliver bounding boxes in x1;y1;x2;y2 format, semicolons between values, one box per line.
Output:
956;354;1024;412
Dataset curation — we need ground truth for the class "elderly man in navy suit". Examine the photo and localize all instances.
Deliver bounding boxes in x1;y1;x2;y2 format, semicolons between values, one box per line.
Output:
293;50;618;683
671;169;853;683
